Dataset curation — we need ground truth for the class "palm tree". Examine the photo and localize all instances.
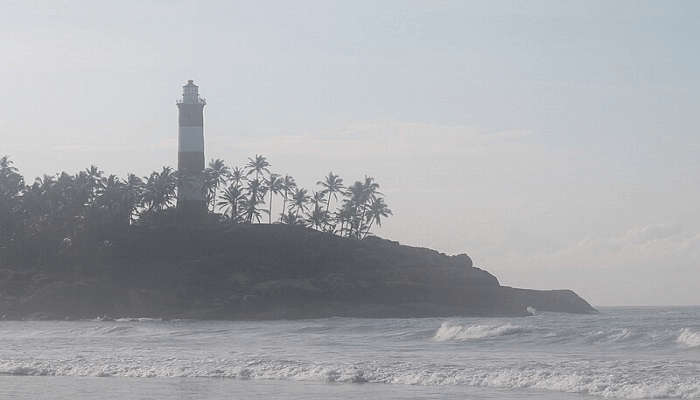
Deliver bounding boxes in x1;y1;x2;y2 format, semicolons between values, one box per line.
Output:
363;197;392;238
317;172;344;214
311;191;326;208
22;175;55;220
242;178;267;224
203;158;231;212
241;195;267;224
230;166;246;186
84;165;104;204
361;176;382;210
336;202;353;237
72;171;91;208
245;154;270;180
307;204;328;230
0;156;20;181
280;175;296;219
142;166;177;213
309;191;328;229
280;211;306;226
0;156;24;207
218;184;245;222
246;178;267;202
344;176;382;238
290;187;310;217
265;174;283;224
0;156;24;249
124;173;144;223
94;174;129;226
343;181;366;237
54;171;84;217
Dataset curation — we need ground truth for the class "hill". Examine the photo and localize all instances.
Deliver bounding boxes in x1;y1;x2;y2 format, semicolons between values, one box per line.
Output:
0;224;595;320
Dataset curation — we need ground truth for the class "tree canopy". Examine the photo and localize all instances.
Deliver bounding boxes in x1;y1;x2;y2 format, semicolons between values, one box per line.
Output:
0;154;392;267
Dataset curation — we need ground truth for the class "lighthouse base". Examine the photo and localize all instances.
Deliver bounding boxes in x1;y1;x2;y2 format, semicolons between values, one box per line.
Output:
176;172;206;225
177;200;207;225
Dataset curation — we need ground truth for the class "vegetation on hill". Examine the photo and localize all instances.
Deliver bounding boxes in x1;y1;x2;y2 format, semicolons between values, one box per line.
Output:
0;154;597;319
0;155;391;268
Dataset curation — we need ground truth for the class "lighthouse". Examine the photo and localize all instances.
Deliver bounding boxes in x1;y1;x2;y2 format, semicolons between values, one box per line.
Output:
176;80;206;222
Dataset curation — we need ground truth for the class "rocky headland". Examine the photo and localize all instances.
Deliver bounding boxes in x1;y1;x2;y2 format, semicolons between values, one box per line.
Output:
0;224;596;320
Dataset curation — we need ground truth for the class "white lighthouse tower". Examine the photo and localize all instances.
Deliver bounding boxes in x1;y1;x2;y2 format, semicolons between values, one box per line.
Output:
176;80;206;222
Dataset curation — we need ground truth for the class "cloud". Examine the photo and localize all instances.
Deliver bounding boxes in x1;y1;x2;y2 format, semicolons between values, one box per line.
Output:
622;224;684;245
496;223;700;305
527;224;699;269
51;139;176;154
209;120;536;160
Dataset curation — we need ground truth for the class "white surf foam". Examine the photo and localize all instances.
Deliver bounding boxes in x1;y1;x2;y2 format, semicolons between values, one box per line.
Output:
433;322;527;341
1;358;698;399
583;328;643;344
677;328;700;348
114;317;163;322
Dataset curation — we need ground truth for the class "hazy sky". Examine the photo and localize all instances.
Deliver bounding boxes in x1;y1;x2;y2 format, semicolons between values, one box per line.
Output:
2;1;699;306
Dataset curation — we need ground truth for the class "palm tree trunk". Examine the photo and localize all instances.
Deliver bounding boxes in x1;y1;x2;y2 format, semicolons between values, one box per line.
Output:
281;190;287;220
211;185;217;212
269;192;273;224
349;206;359;237
359;205;367;234
324;195;331;230
363;217;375;239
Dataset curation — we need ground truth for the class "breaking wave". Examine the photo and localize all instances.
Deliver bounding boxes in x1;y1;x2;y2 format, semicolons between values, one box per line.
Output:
433;322;528;341
581;328;645;345
1;358;698;399
678;328;700;348
431;323;700;350
2;308;699;399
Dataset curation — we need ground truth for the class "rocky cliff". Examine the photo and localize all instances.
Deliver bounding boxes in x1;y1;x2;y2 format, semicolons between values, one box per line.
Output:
0;224;596;320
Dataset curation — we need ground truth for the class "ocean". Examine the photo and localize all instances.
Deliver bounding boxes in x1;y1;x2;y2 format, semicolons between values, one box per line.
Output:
0;307;698;399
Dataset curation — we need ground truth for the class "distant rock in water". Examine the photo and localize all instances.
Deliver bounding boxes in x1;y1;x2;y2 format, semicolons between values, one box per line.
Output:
0;224;596;320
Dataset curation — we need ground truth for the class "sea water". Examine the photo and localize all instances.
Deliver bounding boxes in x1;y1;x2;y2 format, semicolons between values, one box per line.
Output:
0;307;698;399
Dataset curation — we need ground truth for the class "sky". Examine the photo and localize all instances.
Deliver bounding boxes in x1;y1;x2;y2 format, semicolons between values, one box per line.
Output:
1;0;699;306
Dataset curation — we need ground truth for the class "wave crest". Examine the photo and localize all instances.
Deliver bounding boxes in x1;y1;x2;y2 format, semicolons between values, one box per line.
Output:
433;322;527;341
677;328;700;348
